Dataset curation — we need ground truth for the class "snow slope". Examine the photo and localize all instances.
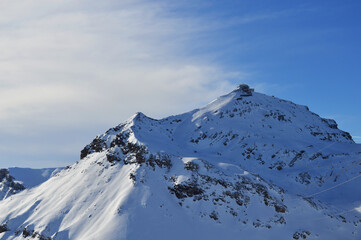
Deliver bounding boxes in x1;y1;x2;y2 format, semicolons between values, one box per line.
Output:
0;85;360;240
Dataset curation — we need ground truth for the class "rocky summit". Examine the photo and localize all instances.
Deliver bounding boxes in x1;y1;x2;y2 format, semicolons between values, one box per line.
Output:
0;85;360;240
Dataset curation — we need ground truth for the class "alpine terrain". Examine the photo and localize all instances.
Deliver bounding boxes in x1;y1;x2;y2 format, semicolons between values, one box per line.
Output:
0;84;360;240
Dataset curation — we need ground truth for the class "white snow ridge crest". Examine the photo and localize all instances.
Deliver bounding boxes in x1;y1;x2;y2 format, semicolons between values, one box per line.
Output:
0;85;360;240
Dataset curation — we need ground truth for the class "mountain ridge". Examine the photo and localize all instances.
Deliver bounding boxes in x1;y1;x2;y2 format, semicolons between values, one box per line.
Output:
0;85;360;240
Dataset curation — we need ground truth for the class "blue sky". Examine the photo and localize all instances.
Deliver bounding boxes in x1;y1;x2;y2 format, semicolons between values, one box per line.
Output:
0;0;360;168
209;1;361;129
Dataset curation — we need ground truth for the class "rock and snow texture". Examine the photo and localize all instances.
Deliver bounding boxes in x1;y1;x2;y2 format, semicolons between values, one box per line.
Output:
0;85;360;240
0;169;25;200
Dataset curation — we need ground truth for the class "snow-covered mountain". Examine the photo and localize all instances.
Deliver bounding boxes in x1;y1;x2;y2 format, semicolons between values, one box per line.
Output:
0;84;360;240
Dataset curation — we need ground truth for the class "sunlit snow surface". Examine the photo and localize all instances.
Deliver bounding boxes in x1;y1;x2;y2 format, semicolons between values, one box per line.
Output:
0;87;360;239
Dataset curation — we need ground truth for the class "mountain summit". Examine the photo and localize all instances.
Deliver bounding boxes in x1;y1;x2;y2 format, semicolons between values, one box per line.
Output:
0;85;360;240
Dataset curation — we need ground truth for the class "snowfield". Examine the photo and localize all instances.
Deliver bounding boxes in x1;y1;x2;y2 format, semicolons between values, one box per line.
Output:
0;85;360;239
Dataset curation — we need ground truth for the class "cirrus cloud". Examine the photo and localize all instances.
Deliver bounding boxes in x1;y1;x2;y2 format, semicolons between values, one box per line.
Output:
0;0;247;167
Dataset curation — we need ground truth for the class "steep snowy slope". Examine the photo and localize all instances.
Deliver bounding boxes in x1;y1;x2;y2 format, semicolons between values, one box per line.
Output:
0;85;360;240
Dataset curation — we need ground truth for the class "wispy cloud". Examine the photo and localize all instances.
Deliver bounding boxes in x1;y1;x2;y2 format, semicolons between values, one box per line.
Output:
0;0;248;167
0;1;244;126
0;0;321;167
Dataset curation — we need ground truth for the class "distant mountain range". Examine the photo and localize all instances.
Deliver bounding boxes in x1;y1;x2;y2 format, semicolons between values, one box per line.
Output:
0;168;62;200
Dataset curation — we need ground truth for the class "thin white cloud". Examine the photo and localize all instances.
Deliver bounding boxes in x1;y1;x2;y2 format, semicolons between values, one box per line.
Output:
0;0;247;167
0;0;242;125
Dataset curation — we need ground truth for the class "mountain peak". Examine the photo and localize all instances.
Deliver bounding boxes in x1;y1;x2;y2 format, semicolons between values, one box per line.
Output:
128;112;148;122
1;86;359;240
234;83;254;96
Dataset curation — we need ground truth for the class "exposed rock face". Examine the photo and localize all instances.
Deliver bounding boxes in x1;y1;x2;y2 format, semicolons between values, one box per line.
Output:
0;85;360;240
0;169;25;200
236;84;254;96
0;224;8;233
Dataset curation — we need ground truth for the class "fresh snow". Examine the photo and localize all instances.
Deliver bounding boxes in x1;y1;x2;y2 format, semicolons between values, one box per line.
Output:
0;85;360;240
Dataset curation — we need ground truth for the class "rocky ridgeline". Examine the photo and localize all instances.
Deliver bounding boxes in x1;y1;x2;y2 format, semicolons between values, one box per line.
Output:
79;84;358;200
73;85;360;237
